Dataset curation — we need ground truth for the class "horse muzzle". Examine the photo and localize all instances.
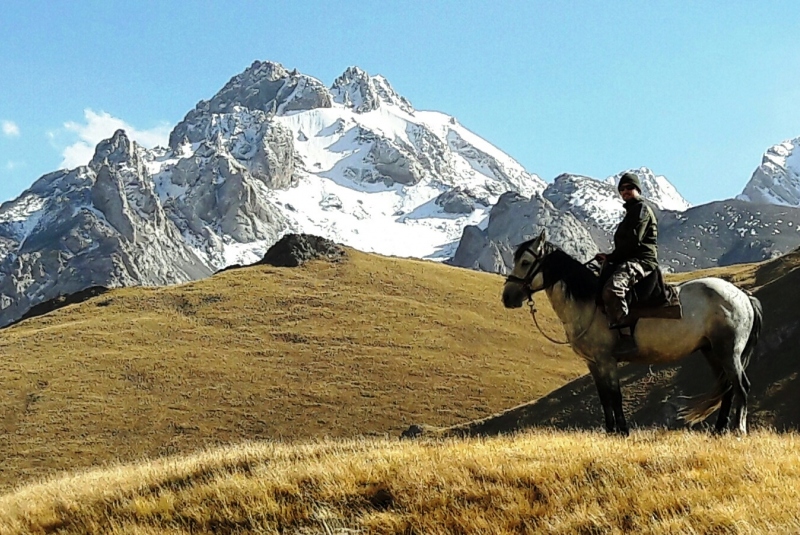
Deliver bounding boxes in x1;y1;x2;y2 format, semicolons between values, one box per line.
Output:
502;278;530;309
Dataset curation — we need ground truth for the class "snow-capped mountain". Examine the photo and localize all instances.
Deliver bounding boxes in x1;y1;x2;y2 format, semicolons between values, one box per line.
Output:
0;131;211;324
1;58;796;327
622;167;691;212
162;60;545;264
0;60;545;326
739;137;800;206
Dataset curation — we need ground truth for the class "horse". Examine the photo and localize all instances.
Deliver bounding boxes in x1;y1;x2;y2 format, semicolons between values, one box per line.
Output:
501;229;763;435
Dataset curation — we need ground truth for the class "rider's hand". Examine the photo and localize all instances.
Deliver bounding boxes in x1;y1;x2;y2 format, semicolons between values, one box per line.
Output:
594;253;608;262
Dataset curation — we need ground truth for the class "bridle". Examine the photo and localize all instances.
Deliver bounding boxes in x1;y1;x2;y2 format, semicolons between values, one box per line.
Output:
505;244;598;346
504;243;544;302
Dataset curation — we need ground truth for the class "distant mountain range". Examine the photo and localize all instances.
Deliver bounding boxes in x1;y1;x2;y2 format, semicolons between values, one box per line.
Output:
0;59;798;326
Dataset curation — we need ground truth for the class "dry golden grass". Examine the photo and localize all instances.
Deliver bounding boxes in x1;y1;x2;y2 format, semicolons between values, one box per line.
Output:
665;247;800;290
1;429;799;534
0;249;585;490
666;262;759;287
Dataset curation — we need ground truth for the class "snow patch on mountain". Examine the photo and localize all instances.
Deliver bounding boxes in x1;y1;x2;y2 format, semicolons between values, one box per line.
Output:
0;193;48;242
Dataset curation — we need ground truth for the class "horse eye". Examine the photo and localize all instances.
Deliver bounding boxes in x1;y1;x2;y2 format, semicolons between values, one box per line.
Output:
521;260;531;267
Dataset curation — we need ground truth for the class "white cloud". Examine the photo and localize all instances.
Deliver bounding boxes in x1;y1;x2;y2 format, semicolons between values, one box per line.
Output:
59;109;170;169
2;120;20;137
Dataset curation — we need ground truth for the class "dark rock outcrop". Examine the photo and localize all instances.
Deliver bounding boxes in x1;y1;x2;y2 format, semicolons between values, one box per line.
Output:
257;234;346;267
435;188;476;214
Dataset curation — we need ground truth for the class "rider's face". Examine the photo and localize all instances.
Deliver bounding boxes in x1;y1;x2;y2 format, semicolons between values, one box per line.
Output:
618;185;638;202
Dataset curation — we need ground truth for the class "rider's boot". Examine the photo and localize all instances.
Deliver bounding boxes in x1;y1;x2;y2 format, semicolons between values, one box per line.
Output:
605;297;639;358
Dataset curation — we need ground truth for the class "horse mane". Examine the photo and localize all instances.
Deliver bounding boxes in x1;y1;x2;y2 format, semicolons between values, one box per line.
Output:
541;249;599;302
514;238;598;302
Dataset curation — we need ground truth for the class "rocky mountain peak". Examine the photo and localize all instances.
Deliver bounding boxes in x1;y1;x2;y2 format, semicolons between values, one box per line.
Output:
331;66;413;114
90;129;135;171
451;191;599;273
168;62;332;149
216;60;293;100
184;60;332;120
738;137;800;206
246;60;290;82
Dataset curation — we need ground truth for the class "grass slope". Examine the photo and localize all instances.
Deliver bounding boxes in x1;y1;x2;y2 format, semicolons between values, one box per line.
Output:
1;430;799;534
0;249;585;490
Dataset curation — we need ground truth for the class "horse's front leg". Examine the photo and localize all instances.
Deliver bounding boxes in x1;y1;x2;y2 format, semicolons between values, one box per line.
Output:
589;360;629;436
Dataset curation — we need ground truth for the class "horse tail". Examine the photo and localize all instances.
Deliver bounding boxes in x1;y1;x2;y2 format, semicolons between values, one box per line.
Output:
741;295;763;370
681;293;763;425
681;376;730;425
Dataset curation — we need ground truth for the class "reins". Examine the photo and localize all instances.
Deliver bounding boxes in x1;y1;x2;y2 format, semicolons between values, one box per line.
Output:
527;296;596;345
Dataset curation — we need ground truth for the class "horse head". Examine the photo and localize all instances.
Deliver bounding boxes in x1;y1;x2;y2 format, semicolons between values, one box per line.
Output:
502;229;556;308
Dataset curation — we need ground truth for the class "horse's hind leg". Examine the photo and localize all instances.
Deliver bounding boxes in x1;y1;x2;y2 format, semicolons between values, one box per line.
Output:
731;371;750;434
715;389;734;433
719;351;750;435
704;335;750;434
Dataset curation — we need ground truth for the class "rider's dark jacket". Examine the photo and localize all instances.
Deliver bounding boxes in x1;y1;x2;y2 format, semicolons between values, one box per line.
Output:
606;198;658;272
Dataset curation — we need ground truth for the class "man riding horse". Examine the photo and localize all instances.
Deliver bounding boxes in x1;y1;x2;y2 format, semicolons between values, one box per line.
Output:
594;172;658;356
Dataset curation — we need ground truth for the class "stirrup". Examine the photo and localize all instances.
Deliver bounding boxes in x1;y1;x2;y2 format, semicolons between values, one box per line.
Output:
609;324;633;336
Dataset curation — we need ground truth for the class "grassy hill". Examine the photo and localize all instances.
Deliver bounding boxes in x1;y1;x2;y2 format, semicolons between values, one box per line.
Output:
0;248;586;490
3;245;800;532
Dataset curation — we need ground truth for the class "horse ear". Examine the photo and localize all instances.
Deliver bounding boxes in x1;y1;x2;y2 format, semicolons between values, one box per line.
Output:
539;229;546;241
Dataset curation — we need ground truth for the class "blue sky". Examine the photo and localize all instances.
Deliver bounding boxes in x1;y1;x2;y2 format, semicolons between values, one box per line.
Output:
1;1;798;206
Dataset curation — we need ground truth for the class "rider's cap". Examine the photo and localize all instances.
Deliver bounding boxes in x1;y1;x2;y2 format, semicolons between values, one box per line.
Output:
618;172;642;193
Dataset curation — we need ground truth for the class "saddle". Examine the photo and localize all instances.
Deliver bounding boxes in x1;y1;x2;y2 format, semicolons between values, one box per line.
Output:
597;265;682;322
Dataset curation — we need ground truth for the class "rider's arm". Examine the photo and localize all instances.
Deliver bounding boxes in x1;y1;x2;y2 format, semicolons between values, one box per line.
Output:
636;205;653;243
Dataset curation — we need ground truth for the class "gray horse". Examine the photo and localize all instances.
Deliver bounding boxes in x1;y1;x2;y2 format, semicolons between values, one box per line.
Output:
502;230;763;435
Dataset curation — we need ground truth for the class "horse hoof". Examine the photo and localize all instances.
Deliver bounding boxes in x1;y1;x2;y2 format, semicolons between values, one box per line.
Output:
400;424;423;439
